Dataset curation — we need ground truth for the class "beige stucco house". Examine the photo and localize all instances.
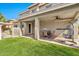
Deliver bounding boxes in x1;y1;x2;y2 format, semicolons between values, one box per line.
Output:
18;3;79;44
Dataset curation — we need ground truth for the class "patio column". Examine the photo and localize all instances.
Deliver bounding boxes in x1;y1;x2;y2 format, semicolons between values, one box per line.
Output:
19;22;22;36
35;17;40;39
73;20;79;44
23;22;27;35
0;22;3;39
12;24;14;37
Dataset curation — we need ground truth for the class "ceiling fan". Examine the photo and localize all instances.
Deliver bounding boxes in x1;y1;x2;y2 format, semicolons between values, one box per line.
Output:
55;16;73;20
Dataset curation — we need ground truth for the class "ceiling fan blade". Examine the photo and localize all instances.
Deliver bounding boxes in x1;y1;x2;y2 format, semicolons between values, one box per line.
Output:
55;16;73;20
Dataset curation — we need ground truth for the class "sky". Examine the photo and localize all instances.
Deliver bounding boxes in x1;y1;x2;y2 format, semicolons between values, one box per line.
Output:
0;3;32;20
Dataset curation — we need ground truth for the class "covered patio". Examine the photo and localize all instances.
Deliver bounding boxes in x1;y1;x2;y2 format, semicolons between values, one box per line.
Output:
19;4;79;45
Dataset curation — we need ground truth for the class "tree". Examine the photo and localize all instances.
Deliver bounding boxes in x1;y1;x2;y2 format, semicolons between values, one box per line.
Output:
0;13;6;22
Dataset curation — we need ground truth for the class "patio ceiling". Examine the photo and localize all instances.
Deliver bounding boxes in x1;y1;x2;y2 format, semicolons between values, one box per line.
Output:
38;11;74;21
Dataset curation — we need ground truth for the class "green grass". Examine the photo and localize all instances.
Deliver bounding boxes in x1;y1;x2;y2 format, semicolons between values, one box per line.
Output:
0;37;79;56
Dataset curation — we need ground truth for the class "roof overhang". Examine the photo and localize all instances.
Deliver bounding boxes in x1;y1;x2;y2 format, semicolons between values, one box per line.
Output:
19;3;77;21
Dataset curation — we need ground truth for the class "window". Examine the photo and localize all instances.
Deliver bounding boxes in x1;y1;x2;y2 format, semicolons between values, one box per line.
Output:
14;25;18;28
32;9;37;13
45;4;52;8
20;24;24;28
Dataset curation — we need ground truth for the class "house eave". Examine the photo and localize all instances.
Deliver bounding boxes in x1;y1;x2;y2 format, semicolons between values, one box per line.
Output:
19;3;77;21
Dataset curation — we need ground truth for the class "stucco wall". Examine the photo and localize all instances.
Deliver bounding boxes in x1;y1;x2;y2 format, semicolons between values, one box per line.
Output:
22;21;35;35
40;20;70;36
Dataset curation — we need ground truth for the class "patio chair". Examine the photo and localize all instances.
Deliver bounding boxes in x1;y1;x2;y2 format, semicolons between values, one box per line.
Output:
47;31;52;38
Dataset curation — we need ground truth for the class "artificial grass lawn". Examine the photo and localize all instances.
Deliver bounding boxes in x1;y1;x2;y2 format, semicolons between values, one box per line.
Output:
0;37;79;56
